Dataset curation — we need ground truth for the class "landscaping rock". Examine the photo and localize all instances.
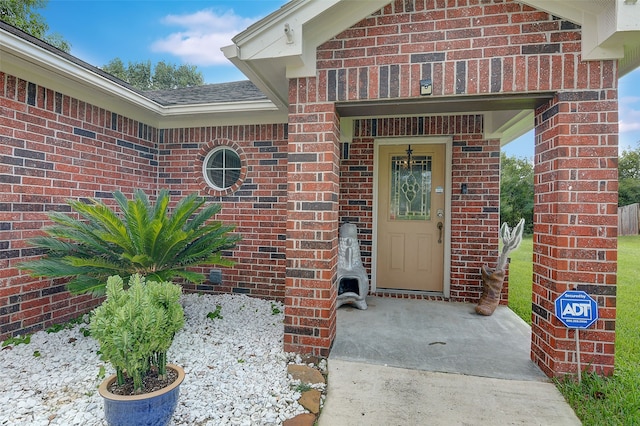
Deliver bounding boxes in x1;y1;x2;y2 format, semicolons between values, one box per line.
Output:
283;413;317;426
287;364;326;385
0;293;308;425
298;389;322;414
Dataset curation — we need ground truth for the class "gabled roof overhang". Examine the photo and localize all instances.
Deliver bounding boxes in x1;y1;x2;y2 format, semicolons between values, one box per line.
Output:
222;0;391;110
225;0;640;113
2;0;640;138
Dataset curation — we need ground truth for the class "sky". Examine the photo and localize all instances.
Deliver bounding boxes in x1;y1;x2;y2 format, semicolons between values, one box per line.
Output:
39;1;640;158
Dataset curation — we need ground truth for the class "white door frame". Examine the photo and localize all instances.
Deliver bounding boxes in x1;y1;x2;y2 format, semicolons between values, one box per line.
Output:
372;137;452;297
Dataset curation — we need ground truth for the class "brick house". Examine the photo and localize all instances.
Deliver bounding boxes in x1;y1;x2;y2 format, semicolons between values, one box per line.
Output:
2;0;639;378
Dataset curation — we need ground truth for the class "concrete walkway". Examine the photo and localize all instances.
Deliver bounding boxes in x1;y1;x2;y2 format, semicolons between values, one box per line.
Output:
318;297;581;425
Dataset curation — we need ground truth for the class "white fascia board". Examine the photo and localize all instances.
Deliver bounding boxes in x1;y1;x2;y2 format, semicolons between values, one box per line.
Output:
583;1;640;63
285;39;318;79
230;0;341;61
493;111;535;146
225;0;391;105
159;99;284;127
223;53;289;110
229;0;390;66
485;110;534;141
581;10;624;60
340;117;354;143
159;108;287;129
1;29;160;114
1;30;283;129
617;0;640;31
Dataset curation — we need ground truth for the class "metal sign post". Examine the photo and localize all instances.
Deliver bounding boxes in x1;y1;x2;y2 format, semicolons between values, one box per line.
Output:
554;290;599;383
575;329;582;382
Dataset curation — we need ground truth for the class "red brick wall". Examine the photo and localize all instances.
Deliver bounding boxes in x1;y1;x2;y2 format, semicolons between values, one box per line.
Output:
157;126;289;301
317;0;585;100
1;0;620;379
532;89;618;377
284;77;340;356
338;116;503;303
1;73;290;341
0;73;157;341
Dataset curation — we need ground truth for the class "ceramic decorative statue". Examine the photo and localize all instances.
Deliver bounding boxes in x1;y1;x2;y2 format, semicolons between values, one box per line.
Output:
336;223;369;310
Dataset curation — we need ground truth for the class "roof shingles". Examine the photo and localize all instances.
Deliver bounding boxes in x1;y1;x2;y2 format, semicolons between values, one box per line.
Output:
143;80;267;105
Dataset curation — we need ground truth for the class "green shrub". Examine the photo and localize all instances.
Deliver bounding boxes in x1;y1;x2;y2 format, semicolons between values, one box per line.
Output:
90;274;184;393
19;189;240;295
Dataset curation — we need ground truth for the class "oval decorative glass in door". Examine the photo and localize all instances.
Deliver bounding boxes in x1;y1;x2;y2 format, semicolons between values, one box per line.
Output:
390;154;431;221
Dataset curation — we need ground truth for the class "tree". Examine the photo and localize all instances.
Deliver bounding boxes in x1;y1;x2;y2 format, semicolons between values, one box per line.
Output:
0;0;70;52
102;58;204;90
500;152;534;235
18;189;240;295
154;62;203;89
618;144;640;206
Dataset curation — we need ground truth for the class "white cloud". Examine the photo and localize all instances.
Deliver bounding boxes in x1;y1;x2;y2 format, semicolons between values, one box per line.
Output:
150;9;258;66
620;119;640;133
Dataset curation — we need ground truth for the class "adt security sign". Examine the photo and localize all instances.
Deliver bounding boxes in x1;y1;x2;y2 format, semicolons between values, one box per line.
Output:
555;290;598;329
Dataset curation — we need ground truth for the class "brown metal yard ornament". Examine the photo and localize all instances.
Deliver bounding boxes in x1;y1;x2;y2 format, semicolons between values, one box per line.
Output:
476;219;525;316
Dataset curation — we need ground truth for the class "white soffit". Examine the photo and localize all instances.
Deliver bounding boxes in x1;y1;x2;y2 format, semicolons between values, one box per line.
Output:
520;0;640;75
486;110;535;146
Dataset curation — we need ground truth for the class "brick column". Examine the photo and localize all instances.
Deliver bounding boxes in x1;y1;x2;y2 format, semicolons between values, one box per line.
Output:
532;89;618;377
284;77;339;356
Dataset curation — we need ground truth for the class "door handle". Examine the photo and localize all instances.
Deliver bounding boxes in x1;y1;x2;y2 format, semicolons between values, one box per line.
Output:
437;222;443;244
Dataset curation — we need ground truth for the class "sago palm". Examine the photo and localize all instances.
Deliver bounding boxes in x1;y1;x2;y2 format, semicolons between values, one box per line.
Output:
19;189;240;295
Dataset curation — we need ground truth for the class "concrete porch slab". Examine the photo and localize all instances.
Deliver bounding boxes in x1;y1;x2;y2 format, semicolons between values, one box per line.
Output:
318;296;581;425
329;296;546;381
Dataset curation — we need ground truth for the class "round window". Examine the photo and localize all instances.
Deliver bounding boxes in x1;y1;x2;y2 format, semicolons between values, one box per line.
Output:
202;146;242;190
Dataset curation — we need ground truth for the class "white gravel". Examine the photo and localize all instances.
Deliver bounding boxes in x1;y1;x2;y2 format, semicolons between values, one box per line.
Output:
0;293;319;425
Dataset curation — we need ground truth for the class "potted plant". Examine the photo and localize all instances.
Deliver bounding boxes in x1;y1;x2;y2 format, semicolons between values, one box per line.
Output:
19;188;240;295
17;189;239;424
91;274;185;426
476;218;525;316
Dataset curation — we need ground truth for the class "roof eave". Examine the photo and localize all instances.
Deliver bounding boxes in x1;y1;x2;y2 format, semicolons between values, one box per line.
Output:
159;99;287;128
0;25;162;119
0;25;283;129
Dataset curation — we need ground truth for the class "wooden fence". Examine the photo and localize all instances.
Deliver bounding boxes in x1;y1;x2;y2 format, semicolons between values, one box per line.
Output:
618;203;640;236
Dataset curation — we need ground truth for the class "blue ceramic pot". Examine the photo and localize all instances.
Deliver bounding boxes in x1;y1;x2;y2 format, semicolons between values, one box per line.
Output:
98;364;185;426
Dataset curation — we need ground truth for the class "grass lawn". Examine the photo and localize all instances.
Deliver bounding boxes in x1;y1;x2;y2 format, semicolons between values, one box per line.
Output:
507;235;640;425
506;236;533;325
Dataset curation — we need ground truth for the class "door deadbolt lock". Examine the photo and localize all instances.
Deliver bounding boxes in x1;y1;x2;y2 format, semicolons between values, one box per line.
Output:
437;209;444;218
